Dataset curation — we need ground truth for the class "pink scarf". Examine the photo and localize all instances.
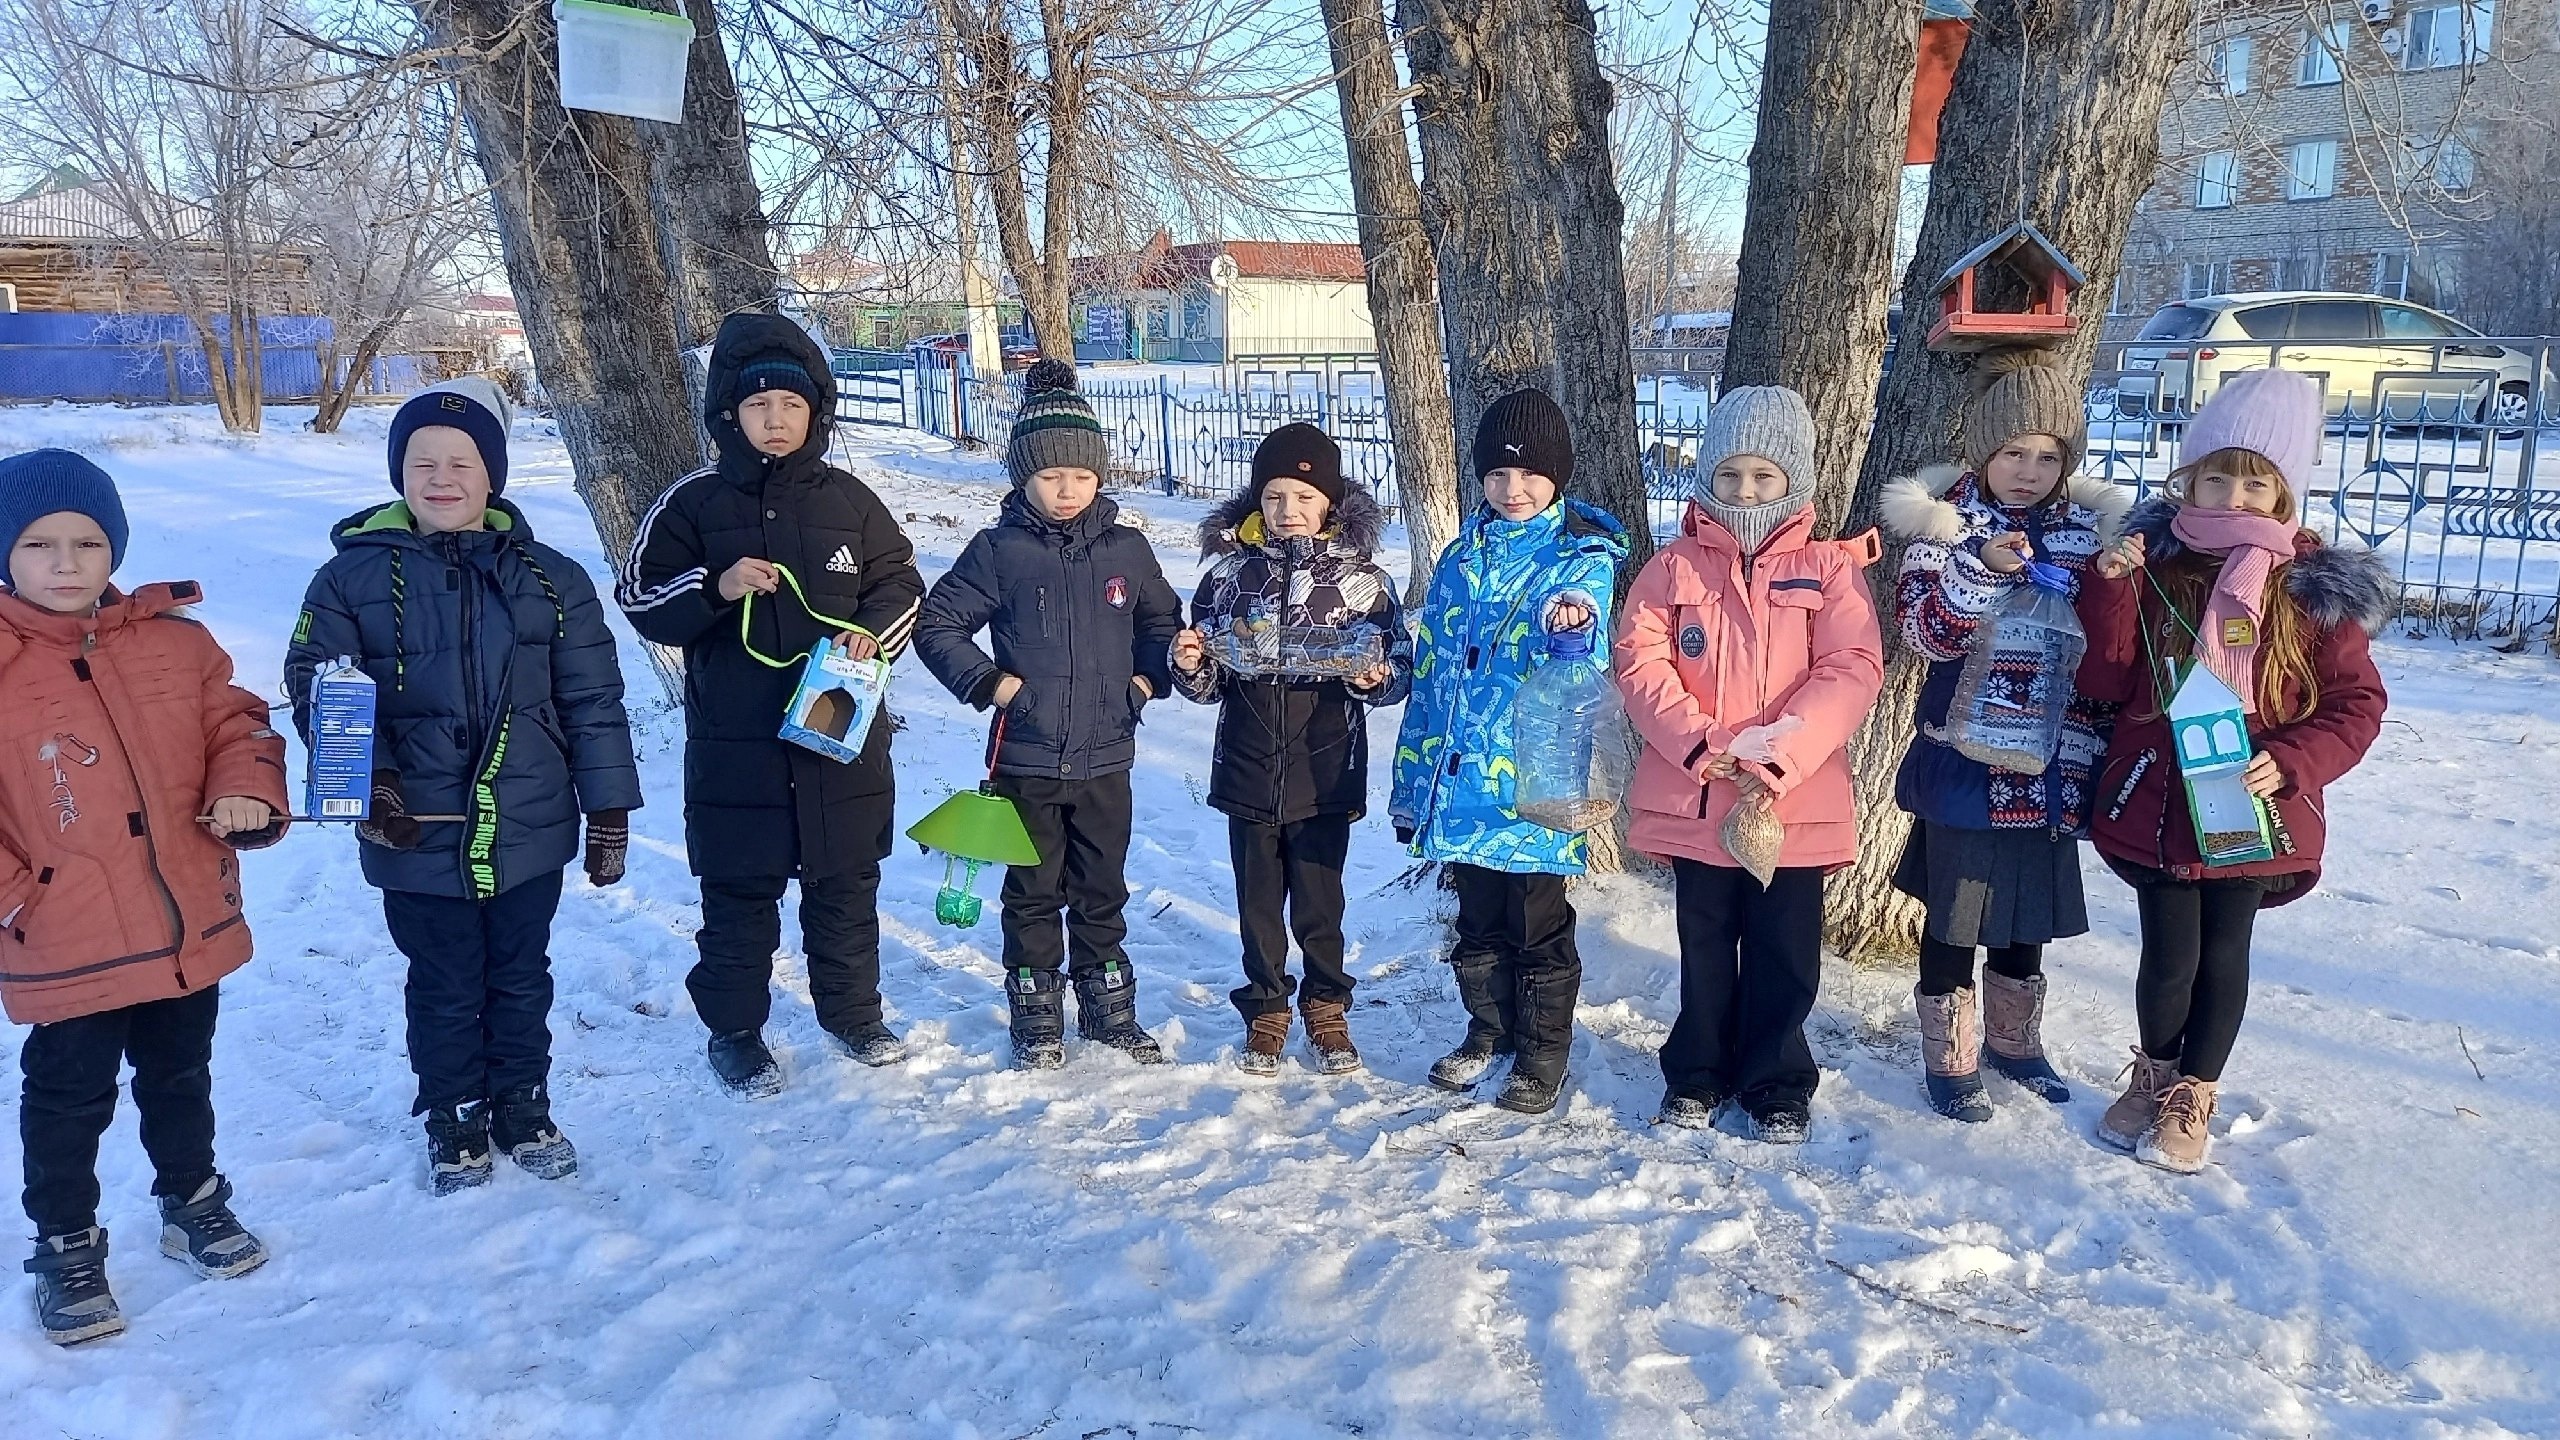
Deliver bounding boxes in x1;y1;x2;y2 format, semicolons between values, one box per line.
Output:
2168;506;2299;713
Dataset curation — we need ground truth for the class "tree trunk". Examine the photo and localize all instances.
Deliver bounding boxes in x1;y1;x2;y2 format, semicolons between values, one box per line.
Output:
643;3;781;361
1722;0;1921;527
1400;0;1652;571
1318;0;1460;604
312;320;399;435
964;4;1076;361
1825;0;2186;960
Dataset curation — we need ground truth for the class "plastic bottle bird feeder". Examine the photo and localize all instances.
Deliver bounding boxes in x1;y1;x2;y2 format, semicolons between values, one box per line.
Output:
906;785;1042;928
1926;221;2086;354
554;0;694;125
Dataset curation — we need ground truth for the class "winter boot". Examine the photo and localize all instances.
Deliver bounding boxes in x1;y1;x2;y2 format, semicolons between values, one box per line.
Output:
490;1083;579;1180
423;1100;495;1196
1494;965;1578;1116
1006;967;1068;1070
1743;1098;1812;1145
25;1228;123;1345
158;1175;268;1278
2097;1047;2181;1152
1236;1008;1291;1078
1981;970;2071;1103
1073;961;1166;1064
1915;986;1993;1123
2136;1076;2219;1174
1300;996;1362;1076
827;1018;910;1068
1427;953;1515;1092
1656;1085;1723;1130
707;1029;786;1098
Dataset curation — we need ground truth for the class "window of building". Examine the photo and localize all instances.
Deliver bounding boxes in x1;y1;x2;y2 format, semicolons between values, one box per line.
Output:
2405;2;2493;69
2209;35;2254;94
2297;20;2349;85
2197;150;2241;208
2109;271;2130;316
2374;252;2412;299
1181;292;1212;340
2183;261;2232;299
2436;136;2477;193
2288;139;2340;200
2278;254;2325;290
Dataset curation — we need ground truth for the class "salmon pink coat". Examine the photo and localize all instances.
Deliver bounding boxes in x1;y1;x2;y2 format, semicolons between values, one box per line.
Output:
1615;503;1886;871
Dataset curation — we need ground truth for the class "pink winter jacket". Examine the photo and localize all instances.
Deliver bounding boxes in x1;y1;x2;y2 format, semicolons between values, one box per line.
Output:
1615;503;1886;871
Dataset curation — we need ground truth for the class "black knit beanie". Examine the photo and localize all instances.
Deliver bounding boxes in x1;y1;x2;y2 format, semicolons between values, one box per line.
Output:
1251;423;1345;506
1472;388;1574;487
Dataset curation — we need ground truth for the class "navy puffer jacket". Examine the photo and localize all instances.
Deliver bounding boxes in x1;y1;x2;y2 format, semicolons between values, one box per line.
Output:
286;499;642;899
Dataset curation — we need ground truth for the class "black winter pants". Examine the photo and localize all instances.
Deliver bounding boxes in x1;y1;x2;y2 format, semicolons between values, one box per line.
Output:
692;863;889;1036
1447;864;1581;976
994;770;1136;979
1228;813;1352;1020
1661;860;1825;1110
2128;873;2263;1083
19;985;221;1237
1917;940;2045;997
381;870;564;1116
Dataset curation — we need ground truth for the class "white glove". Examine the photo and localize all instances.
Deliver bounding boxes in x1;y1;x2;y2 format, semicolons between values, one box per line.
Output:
1727;715;1805;767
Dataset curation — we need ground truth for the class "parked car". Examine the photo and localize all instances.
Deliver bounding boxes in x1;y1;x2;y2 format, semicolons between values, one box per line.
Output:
910;332;1042;373
2118;293;2554;430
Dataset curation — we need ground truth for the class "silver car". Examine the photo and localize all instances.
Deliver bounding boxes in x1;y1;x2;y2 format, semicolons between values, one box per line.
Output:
2118;292;2554;429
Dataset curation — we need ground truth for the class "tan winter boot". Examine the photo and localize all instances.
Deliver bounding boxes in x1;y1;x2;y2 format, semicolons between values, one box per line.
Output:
1915;987;1991;1123
1981;971;2071;1104
1237;1008;1291;1079
2097;1048;2180;1152
1300;996;1363;1076
2136;1076;2220;1174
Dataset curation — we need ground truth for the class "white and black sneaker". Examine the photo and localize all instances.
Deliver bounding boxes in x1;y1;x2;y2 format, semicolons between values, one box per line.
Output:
491;1084;579;1180
26;1227;123;1346
159;1176;269;1278
424;1101;496;1195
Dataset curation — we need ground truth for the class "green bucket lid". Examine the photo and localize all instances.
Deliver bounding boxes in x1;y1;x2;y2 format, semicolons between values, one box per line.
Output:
906;784;1042;865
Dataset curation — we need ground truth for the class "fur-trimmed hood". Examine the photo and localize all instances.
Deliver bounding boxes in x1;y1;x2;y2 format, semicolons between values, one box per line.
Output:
1880;463;2132;545
1199;483;1387;560
2124;496;2397;633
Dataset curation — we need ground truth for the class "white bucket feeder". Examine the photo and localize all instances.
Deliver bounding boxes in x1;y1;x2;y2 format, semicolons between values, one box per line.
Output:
554;0;694;124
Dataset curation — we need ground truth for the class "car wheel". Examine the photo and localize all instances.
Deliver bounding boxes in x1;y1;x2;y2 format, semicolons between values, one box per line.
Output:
2489;383;2535;437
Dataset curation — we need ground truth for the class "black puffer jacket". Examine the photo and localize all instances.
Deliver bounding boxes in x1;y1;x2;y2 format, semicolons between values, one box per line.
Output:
286;499;642;899
1172;487;1413;825
914;489;1182;780
616;311;924;880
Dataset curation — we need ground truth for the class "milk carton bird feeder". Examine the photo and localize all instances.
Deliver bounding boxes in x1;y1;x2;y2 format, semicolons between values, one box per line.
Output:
1926;221;2085;354
554;0;694;124
2164;661;2277;867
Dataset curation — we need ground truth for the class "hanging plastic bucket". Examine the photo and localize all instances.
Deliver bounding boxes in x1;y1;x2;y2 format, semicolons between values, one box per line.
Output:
554;0;693;124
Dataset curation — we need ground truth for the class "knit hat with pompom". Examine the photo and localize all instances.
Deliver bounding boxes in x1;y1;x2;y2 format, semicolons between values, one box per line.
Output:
1962;348;2088;479
1008;359;1111;488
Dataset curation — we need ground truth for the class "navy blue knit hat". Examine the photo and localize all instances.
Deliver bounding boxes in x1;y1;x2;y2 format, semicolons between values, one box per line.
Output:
737;355;824;408
0;448;129;573
388;378;513;495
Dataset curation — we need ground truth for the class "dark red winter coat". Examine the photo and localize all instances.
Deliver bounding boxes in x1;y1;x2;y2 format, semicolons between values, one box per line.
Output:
2074;500;2391;905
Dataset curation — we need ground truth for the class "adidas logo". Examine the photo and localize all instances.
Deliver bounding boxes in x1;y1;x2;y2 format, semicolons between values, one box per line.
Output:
824;545;860;575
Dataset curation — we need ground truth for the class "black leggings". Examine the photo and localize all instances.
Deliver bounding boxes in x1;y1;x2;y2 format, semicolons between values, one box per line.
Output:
2131;877;2263;1083
1916;940;2044;997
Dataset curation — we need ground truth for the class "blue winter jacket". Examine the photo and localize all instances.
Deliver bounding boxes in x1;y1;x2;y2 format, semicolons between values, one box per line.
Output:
1391;499;1628;874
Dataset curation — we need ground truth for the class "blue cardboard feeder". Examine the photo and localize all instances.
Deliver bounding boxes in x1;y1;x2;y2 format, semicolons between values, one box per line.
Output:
778;637;891;764
306;658;376;821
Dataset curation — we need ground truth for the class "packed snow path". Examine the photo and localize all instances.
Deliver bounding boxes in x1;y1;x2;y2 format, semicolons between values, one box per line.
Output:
3;406;2556;1438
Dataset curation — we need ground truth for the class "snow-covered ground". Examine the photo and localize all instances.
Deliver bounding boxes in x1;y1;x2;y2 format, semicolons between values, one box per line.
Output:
4;402;2558;1438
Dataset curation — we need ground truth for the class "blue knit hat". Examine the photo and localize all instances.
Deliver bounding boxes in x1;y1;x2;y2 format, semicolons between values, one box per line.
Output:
737;355;824;408
388;378;514;495
0;448;129;573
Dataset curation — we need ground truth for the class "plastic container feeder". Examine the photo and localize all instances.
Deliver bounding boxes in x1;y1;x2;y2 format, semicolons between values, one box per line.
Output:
554;0;693;124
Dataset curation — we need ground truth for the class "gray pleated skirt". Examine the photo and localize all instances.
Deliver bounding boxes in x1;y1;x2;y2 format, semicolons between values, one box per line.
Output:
1891;820;2090;949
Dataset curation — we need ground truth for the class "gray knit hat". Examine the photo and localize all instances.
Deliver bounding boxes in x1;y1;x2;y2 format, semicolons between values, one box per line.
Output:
1694;385;1816;555
1008;359;1111;487
1962;350;2088;477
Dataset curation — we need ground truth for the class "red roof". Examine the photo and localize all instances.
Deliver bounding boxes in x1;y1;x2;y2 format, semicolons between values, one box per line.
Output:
1073;232;1368;292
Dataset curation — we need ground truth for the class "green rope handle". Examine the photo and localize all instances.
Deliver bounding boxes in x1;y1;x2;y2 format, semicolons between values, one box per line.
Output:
2133;564;2209;713
740;562;875;669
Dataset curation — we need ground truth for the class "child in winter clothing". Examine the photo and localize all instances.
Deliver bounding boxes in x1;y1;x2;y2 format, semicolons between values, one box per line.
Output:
617;313;926;1096
916;360;1183;1070
2077;368;2389;1173
1;449;288;1344
1169;423;1412;1077
1615;386;1885;1144
1392;388;1628;1117
1879;354;2129;1123
286;378;641;1195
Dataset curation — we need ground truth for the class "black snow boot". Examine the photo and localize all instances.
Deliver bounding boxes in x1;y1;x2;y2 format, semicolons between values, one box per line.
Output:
491;1083;579;1180
1427;953;1516;1092
1007;967;1068;1070
826;1017;910;1068
1744;1097;1812;1146
424;1100;495;1195
1656;1085;1723;1131
1074;960;1166;1064
708;1029;786;1098
25;1227;123;1346
158;1175;268;1278
1494;964;1579;1116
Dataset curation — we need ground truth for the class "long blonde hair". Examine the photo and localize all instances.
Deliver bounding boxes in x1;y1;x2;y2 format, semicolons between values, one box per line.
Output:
2150;448;2320;724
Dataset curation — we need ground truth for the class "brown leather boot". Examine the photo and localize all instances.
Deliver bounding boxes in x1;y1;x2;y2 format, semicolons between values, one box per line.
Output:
1237;1009;1291;1078
2097;1047;2180;1152
1300;996;1362;1076
2136;1076;2219;1174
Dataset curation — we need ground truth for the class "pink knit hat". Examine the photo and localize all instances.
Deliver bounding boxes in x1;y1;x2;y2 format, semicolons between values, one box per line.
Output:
2182;369;2323;497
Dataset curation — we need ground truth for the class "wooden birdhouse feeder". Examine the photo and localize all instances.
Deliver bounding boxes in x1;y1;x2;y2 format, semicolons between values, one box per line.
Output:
1926;221;2085;354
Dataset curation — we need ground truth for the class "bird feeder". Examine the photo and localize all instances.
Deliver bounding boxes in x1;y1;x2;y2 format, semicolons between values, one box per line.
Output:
1926;221;2085;353
2164;661;2275;866
1906;9;1973;165
554;0;694;125
907;785;1041;927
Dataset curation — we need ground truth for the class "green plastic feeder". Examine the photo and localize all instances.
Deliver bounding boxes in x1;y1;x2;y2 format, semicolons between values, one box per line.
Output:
907;784;1041;927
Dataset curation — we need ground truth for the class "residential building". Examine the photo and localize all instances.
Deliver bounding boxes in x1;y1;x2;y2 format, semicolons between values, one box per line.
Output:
1071;233;1377;363
0;167;317;314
